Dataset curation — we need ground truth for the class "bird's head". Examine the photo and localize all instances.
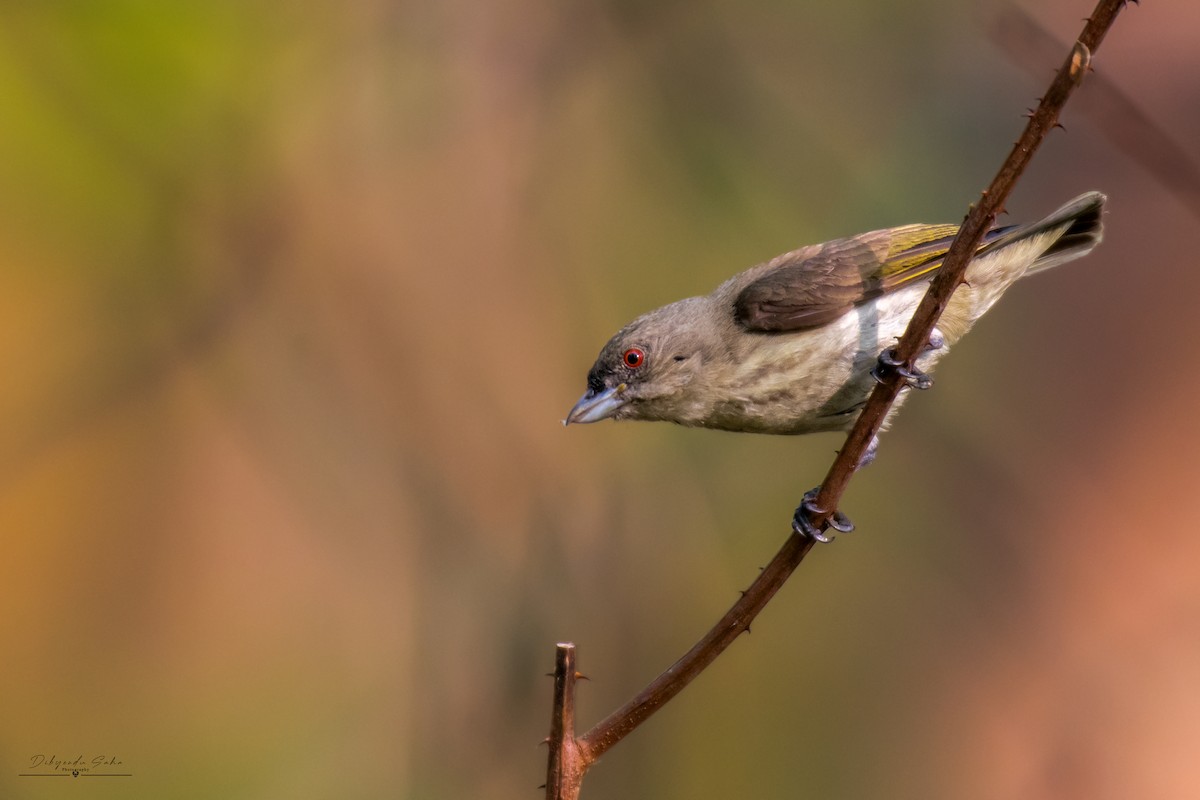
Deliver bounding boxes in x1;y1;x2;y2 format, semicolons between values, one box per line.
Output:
565;298;717;426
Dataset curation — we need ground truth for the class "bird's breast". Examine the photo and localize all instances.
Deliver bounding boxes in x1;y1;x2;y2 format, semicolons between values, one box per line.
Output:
684;286;939;434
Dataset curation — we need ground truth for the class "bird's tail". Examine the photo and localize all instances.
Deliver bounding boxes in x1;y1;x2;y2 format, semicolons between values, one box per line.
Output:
983;191;1106;276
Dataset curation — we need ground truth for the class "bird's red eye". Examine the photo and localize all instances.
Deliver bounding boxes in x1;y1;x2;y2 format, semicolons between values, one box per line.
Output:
623;348;645;369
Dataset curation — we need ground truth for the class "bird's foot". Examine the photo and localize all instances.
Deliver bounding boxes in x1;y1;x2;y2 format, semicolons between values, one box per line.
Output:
870;327;942;389
871;348;933;390
792;487;855;543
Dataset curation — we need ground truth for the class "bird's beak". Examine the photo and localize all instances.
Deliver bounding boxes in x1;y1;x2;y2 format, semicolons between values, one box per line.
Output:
564;385;626;425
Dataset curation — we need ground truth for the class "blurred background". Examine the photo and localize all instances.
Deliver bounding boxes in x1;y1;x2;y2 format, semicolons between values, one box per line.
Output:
1;1;1197;798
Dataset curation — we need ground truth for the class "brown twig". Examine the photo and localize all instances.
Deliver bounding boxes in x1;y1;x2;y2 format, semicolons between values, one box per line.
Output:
545;644;585;800
546;1;1131;796
990;3;1200;220
579;533;814;763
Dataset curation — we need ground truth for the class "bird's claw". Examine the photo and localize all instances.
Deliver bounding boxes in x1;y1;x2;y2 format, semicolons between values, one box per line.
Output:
871;328;942;389
870;348;933;390
792;488;855;543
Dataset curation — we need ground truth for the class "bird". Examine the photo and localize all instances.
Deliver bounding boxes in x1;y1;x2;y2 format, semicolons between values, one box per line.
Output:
565;191;1106;538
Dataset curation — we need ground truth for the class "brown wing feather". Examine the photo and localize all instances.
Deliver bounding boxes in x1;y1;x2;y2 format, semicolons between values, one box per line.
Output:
733;223;1004;333
732;236;885;331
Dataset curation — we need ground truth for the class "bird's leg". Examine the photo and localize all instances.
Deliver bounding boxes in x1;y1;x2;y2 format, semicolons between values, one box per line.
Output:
857;434;879;470
927;327;945;352
871;350;932;390
793;434;875;541
792;488;855;543
798;328;941;543
870;327;943;390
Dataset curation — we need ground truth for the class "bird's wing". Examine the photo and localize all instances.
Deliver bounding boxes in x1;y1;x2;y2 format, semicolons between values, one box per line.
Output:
733;222;1009;332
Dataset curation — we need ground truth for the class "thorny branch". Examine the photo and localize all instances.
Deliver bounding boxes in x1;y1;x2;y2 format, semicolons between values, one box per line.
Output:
546;2;1132;798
